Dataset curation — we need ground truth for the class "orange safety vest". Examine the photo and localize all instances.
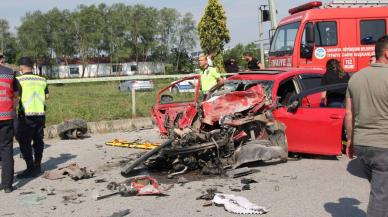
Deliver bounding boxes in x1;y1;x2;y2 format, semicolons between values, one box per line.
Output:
0;66;15;120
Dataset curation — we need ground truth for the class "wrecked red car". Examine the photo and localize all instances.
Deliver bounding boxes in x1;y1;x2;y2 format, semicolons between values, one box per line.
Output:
121;69;345;176
152;69;345;156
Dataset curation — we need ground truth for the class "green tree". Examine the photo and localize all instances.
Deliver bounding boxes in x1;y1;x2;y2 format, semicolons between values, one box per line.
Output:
244;42;261;60
128;5;159;63
223;43;245;65
154;8;179;62
3;37;19;64
45;9;77;65
104;3;132;65
15;3;199;77
0;19;10;54
198;0;230;70
17;11;50;60
173;13;196;72
0;19;19;63
72;4;105;77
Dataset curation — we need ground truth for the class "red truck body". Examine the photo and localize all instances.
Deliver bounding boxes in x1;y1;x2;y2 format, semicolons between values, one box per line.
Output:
269;1;388;72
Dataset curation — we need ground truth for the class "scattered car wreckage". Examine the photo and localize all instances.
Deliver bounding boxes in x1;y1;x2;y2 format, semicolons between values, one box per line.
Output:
122;81;288;177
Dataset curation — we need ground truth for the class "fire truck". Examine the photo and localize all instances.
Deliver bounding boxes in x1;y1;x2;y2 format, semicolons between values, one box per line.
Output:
268;0;388;72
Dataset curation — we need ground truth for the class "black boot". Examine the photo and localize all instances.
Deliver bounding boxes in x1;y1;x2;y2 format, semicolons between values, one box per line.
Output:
34;158;42;173
16;160;37;179
1;185;16;193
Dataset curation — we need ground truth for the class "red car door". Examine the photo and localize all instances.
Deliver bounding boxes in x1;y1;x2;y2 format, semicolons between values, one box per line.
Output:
274;107;345;155
273;107;344;155
151;76;200;136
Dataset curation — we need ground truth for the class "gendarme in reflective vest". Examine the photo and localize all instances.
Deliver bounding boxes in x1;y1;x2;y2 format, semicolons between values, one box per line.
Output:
0;66;15;120
17;74;47;116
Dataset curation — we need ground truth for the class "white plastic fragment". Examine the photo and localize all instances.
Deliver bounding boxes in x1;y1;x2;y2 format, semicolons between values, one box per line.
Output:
212;193;269;215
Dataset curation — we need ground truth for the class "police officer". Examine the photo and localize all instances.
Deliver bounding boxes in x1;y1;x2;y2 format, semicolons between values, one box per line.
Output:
0;63;17;192
198;54;222;99
16;57;48;179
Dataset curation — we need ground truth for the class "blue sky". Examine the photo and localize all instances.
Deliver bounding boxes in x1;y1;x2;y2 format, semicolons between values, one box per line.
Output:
1;0;330;48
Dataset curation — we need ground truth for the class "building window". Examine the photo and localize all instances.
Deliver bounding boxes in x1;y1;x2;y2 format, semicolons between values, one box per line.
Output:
112;64;123;73
130;65;138;72
69;67;79;75
360;20;386;45
314;21;338;46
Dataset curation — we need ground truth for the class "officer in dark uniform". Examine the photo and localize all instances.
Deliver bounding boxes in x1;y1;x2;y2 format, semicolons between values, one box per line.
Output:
243;52;261;71
0;63;17;193
16;57;49;179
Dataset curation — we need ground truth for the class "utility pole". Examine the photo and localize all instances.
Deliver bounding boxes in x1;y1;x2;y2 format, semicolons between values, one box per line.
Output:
258;6;265;66
268;0;278;35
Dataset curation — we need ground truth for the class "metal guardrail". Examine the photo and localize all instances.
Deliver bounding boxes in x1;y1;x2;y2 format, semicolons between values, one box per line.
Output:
47;74;196;84
46;73;237;84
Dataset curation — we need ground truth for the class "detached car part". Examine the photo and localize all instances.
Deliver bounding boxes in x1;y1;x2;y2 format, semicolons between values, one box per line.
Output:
57;119;88;140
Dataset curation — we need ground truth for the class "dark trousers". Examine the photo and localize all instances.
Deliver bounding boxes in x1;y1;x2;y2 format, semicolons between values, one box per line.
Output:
327;101;345;108
355;145;388;217
0;120;14;188
16;116;45;164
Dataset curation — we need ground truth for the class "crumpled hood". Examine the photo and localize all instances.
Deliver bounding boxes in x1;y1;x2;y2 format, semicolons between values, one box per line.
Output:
201;84;267;125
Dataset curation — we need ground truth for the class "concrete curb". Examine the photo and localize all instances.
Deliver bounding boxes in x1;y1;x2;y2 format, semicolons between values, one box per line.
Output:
44;117;154;139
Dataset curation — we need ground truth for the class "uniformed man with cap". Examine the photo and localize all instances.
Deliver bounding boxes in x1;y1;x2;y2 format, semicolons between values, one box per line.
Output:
16;57;49;179
0;62;18;192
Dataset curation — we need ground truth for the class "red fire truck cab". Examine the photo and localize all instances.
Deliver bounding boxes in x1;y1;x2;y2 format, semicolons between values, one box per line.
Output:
269;1;388;72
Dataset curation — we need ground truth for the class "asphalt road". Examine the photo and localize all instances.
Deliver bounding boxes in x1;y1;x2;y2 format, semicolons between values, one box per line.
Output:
0;129;369;217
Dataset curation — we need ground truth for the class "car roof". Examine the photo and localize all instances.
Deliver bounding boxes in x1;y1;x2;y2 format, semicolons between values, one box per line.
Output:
227;68;325;81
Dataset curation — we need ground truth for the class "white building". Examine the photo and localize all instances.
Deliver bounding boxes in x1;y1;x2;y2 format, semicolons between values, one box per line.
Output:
39;61;165;78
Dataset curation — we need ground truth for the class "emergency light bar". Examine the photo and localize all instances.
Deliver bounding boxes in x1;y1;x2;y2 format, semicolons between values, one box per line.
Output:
289;1;322;14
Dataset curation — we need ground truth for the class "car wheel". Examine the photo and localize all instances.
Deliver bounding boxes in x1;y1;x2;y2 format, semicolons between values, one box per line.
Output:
172;87;179;93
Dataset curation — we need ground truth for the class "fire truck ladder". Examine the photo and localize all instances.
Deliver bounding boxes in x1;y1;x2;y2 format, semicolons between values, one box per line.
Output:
326;0;388;8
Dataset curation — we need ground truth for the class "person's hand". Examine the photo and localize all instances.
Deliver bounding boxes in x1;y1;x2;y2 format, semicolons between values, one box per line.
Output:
346;140;354;159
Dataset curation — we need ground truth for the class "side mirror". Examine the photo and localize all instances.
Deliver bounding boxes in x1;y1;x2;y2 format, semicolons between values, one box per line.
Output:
160;94;173;104
287;100;299;113
306;23;314;43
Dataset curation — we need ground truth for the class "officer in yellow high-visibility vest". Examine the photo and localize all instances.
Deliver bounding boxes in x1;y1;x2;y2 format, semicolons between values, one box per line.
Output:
15;57;49;179
198;54;223;99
